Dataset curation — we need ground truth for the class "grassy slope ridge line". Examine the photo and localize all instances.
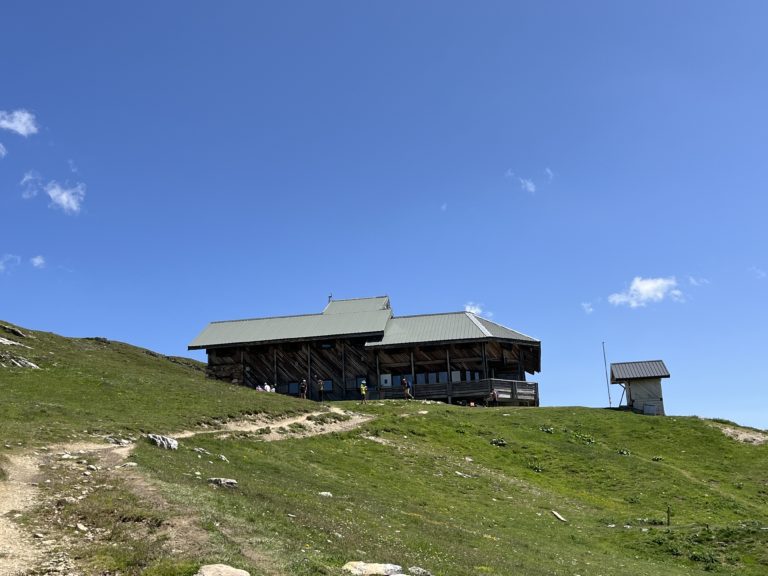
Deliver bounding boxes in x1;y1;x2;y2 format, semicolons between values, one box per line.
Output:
2;320;767;576
0;320;310;446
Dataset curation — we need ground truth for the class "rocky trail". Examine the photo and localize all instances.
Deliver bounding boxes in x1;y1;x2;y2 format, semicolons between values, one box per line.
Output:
0;407;372;576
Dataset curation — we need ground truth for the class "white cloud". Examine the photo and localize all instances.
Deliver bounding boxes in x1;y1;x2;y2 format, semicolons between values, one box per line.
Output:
0;142;6;158
30;255;46;269
440;202;447;212
20;170;43;198
46;181;86;214
465;302;483;315
68;159;78;173
750;266;767;280
688;276;710;287
0;109;38;137
608;276;683;308
0;254;21;273
518;178;536;194
544;167;554;181
581;302;594;314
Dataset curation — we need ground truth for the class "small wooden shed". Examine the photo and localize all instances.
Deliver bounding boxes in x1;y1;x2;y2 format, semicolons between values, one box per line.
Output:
610;360;670;416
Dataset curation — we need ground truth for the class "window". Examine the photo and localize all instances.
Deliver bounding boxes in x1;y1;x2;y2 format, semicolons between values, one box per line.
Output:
465;370;471;382
416;373;426;385
451;371;461;383
320;342;334;350
380;374;392;387
323;379;333;392
288;382;299;394
438;372;448;383
428;372;437;384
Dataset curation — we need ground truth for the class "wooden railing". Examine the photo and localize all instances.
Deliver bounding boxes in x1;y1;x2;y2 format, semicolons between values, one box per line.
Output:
378;378;538;405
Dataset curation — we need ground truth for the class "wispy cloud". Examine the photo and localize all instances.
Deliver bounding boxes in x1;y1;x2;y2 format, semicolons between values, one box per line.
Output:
750;266;767;280
68;159;78;174
581;302;594;314
0;109;38;137
544;167;554;181
464;301;493;317
0;254;21;273
688;276;710;287
20;170;42;198
0;142;6;158
505;169;537;194
46;181;86;214
608;276;683;308
518;178;536;194
30;255;46;269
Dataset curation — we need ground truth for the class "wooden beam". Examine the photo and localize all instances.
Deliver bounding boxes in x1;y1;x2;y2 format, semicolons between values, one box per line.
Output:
273;347;277;386
410;351;416;396
342;341;346;399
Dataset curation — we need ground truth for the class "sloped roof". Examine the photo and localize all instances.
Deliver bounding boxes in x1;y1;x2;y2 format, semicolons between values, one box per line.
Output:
189;309;391;349
323;296;390;315
189;298;540;361
475;316;539;343
611;360;670;382
365;312;540;348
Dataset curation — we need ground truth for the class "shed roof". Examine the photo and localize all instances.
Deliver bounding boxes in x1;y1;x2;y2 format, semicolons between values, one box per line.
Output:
611;360;670;383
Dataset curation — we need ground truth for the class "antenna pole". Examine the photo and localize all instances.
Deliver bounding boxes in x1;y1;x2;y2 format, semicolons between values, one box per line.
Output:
602;341;612;408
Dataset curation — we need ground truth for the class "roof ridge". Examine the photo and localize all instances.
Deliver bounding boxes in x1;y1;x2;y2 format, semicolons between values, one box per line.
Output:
476;316;539;342
611;359;666;365
392;311;467;319
465;312;493;337
328;295;389;302
209;313;322;324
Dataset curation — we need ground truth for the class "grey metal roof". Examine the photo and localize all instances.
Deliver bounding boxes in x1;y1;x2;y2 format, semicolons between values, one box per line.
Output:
365;312;540;348
323;296;390;315
475;317;539;343
611;360;670;382
189;309;391;349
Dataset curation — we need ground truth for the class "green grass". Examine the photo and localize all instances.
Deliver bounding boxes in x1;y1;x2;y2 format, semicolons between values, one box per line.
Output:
132;403;768;575
0;321;311;446
2;321;767;575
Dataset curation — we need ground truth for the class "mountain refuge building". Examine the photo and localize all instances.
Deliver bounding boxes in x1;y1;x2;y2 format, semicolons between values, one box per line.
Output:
189;296;541;405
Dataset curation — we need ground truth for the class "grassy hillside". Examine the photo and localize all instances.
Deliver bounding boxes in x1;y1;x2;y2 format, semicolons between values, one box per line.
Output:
0;321;310;445
2;321;766;576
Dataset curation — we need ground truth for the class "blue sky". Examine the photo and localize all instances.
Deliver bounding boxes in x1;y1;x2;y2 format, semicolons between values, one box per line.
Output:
2;2;766;428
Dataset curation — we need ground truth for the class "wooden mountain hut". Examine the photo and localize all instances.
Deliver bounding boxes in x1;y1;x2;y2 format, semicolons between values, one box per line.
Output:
189;296;541;406
610;360;670;416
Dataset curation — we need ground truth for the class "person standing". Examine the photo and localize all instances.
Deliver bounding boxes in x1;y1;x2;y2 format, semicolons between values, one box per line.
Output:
401;377;413;401
299;379;308;399
359;379;368;404
316;376;324;403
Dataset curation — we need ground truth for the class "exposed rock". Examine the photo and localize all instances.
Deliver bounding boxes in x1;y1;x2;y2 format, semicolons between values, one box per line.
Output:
147;434;179;450
208;477;238;488
0;323;28;338
219;454;229;463
0;351;40;369
105;436;132;446
408;568;433;576
342;561;403;575
318;491;333;497
194;564;250;576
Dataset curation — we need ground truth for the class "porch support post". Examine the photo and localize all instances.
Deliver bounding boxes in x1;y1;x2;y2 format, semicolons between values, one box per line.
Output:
306;344;312;398
273;347;278;388
376;352;381;399
342;341;347;400
410;351;416;397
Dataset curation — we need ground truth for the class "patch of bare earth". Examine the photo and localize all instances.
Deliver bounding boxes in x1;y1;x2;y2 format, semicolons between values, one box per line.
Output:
0;408;371;575
716;424;768;445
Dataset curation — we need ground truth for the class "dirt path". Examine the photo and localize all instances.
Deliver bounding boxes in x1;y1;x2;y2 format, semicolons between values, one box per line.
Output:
0;406;371;576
